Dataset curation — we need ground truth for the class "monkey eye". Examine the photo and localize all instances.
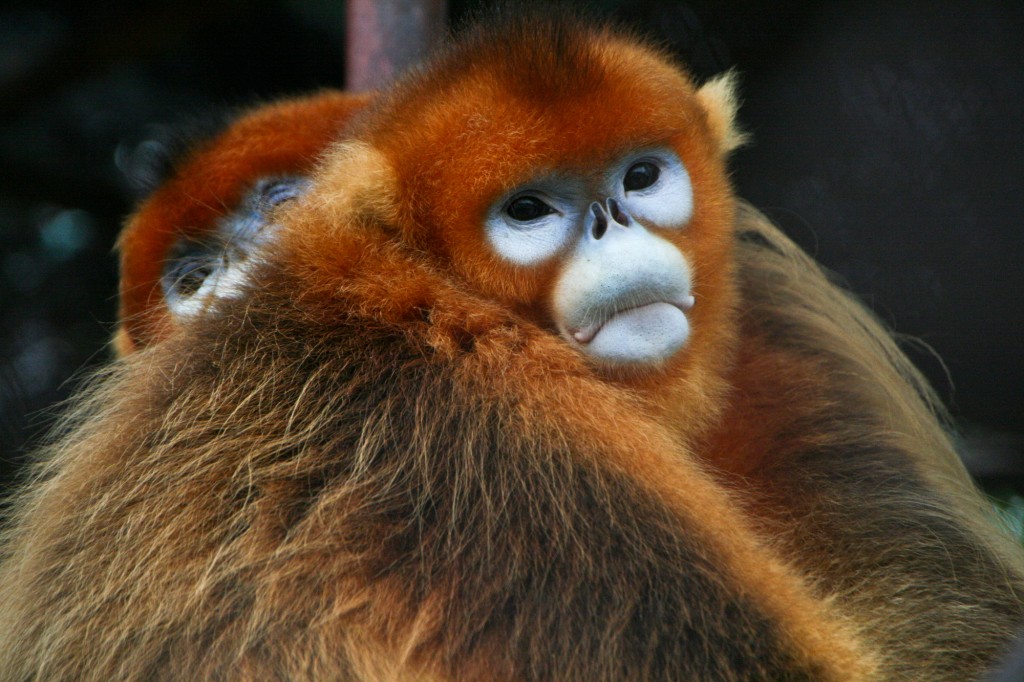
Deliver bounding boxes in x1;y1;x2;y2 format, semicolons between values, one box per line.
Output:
487;185;576;265
623;162;660;192
506;195;556;222
163;241;219;300
256;177;307;208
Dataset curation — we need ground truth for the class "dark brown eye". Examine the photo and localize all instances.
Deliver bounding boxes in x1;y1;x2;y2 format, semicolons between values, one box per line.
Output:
506;196;554;222
623;162;660;191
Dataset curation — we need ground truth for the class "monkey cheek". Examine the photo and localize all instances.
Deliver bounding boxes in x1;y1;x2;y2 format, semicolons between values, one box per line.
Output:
585;302;690;365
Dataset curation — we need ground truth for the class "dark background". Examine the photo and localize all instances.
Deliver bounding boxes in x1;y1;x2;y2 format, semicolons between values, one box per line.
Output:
1;0;1022;495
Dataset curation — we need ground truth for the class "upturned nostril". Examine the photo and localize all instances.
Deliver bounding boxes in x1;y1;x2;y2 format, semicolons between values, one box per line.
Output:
606;198;630;226
591;202;608;239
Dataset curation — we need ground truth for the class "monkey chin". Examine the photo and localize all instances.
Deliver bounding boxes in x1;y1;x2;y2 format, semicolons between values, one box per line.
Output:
564;300;692;368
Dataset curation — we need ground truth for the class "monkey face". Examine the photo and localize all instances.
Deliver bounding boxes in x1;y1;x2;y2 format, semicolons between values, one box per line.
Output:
485;147;697;366
160;175;309;317
350;28;741;374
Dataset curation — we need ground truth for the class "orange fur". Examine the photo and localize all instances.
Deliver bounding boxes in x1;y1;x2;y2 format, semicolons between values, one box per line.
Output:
2;10;1023;682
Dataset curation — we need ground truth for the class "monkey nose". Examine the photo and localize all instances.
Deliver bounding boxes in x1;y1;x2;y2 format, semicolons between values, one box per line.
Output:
606;198;631;227
589;202;609;239
589;199;631;240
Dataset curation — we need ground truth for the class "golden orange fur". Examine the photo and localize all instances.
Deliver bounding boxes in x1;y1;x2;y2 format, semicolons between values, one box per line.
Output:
2;10;1022;682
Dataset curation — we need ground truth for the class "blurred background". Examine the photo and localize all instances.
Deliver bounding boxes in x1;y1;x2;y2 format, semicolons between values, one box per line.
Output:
1;0;1021;508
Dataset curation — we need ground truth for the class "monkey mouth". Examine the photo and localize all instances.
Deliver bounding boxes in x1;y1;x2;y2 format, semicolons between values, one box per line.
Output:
568;294;695;345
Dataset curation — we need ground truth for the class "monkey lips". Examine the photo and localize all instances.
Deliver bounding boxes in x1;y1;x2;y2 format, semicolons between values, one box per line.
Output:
566;294;695;366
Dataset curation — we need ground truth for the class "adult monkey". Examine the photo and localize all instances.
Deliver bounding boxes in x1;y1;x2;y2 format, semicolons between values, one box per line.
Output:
2;10;1022;681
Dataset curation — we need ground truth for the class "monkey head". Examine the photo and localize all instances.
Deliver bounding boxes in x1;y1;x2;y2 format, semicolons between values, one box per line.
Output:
345;19;746;376
116;91;372;354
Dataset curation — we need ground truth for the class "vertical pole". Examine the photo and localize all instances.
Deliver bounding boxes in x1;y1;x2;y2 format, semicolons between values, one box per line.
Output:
346;0;448;91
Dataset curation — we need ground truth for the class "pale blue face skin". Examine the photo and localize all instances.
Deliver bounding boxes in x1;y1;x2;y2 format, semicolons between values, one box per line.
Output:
484;147;696;368
161;176;309;318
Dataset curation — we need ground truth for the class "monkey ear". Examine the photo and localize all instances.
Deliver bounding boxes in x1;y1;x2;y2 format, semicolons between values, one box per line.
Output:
695;71;748;154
